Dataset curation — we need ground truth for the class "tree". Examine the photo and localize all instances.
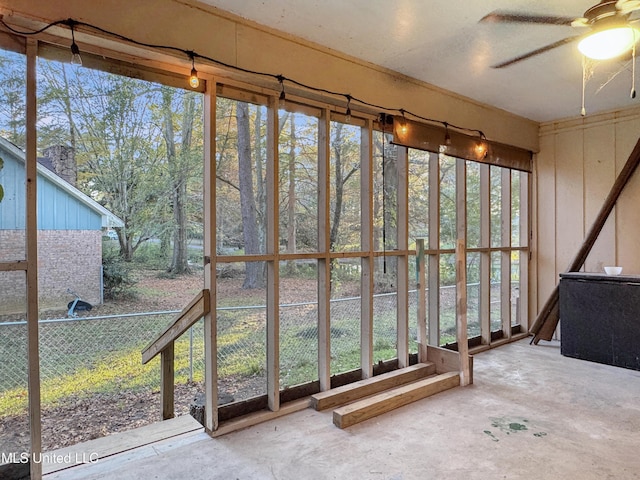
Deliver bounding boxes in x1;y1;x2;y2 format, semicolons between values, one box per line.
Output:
159;86;202;274
38;61;78;156
0;51;26;148
286;113;297;257
236;101;264;288
329;122;360;252
68;70;167;260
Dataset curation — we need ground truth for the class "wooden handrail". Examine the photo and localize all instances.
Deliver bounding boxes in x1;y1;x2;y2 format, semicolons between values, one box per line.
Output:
141;289;210;420
142;289;210;364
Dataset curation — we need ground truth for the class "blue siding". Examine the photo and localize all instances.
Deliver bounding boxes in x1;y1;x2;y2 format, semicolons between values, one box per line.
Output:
0;151;25;229
0;146;102;230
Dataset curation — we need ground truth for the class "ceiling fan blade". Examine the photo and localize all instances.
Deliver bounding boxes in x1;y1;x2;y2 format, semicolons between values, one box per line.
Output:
480;11;576;26
491;36;581;68
616;0;640;15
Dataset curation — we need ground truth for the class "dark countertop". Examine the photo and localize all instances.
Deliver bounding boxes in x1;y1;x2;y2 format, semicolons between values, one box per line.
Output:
560;272;640;284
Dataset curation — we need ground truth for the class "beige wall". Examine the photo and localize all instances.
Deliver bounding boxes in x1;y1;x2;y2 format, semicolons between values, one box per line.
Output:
533;106;640;319
0;0;538;151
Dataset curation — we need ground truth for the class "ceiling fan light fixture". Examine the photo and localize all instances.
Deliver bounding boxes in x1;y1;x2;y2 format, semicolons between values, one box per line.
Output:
578;26;640;60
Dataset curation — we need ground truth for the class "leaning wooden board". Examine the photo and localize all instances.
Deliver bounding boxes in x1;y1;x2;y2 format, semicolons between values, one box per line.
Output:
531;136;640;344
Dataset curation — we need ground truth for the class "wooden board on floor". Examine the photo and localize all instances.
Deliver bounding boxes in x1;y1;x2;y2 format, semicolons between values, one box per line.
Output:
426;346;460;374
333;371;460;429
213;398;311;437
43;415;203;475
311;362;435;411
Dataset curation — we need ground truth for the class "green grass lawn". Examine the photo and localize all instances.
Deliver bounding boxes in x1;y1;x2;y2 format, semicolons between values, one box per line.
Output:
0;289;478;418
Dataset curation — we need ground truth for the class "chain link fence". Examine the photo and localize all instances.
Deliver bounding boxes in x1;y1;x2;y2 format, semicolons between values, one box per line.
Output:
0;282;515;452
0;282;515;410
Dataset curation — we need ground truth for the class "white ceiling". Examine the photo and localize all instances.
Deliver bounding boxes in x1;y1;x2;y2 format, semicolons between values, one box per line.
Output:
197;0;640;122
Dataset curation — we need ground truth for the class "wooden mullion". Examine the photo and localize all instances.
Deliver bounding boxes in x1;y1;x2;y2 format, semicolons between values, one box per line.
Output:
456;239;470;386
428;152;440;346
455;158;467;346
416;238;428;361
203;74;218;431
501;168;512;339
26;38;42;480
267;97;280;411
519;171;530;331
396;146;409;368
479;164;491;345
317;108;331;390
361;120;374;378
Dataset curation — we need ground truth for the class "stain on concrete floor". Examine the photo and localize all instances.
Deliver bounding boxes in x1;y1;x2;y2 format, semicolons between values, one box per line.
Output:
484;417;547;441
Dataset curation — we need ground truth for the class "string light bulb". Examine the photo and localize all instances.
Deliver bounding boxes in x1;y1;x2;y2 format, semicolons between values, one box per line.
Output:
475;132;488;159
69;22;82;66
345;95;352;124
278;75;286;109
444;122;452;146
398;109;408;136
189;53;199;89
0;16;498;150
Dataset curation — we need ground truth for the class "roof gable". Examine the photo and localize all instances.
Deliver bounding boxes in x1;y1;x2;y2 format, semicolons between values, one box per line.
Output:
0;137;124;228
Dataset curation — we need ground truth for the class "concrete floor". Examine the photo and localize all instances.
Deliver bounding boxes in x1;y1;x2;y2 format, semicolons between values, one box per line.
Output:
48;339;640;480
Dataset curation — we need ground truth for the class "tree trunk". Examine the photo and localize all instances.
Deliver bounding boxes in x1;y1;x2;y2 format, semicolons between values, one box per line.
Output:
254;106;266;252
287;116;297;254
330;123;344;252
237;101;263;288
162;88;196;275
383;143;398;280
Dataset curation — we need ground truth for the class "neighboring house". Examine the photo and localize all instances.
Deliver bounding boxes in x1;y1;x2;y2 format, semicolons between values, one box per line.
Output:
0;136;124;313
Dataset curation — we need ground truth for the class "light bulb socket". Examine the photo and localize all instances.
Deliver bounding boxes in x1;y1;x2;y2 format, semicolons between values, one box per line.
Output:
189;67;199;88
277;75;286;108
70;41;82;66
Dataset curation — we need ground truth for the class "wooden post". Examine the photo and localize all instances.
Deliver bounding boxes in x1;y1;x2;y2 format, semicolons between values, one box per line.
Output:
26;37;42;480
266;96;280;411
456;239;471;386
317;108;331;390
519;171;530;332
428;152;440;346
501;168;512;339
202;73;218;432
361;120;374;378
479;164;491;345
531;136;640;343
416;238;428;362
396;146;409;368
160;344;175;420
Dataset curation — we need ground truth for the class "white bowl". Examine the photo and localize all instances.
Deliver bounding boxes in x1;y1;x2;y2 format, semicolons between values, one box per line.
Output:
604;266;622;275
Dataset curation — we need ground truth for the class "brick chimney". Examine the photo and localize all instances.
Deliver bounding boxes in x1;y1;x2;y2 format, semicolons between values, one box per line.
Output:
43;145;76;186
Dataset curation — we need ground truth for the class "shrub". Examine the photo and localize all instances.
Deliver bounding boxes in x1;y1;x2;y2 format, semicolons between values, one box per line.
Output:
102;243;136;299
132;242;169;269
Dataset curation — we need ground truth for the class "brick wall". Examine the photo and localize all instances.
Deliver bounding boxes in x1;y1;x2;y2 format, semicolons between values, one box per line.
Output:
0;230;102;313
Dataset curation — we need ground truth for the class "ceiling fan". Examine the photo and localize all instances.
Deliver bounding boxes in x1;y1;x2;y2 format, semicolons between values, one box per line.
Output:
482;0;640;68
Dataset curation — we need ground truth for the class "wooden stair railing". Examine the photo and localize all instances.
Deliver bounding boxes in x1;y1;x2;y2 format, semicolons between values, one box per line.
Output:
142;289;210;420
